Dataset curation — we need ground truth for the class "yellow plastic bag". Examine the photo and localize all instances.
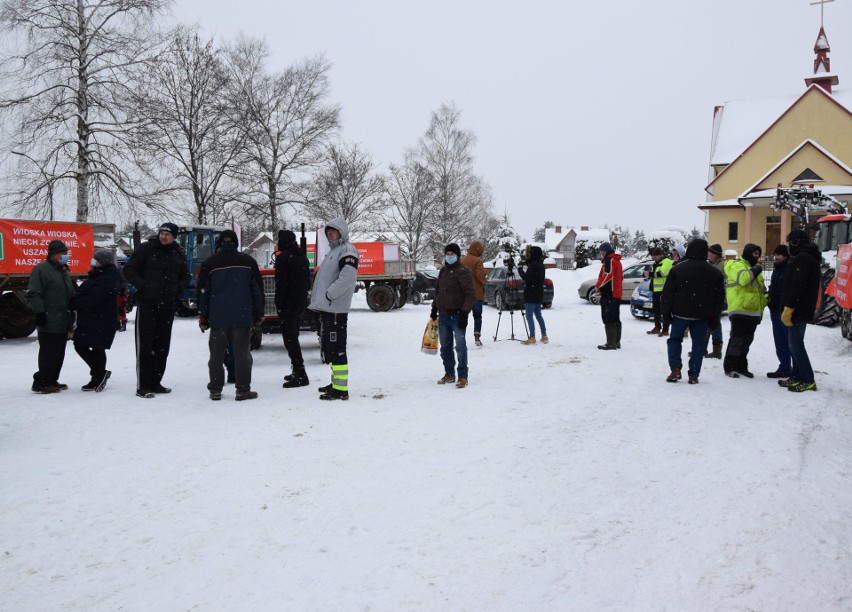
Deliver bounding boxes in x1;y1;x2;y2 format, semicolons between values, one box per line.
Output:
421;318;439;355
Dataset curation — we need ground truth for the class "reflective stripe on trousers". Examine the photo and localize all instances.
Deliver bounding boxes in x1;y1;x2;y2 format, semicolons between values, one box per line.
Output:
330;362;349;391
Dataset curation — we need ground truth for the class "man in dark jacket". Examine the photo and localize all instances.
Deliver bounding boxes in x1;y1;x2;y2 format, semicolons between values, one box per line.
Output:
701;243;726;358
26;239;76;393
660;239;726;384
123;222;190;398
275;230;311;388
197;229;264;401
778;230;821;392
430;243;475;388
70;249;121;392
595;242;623;350
766;244;792;378
518;245;548;345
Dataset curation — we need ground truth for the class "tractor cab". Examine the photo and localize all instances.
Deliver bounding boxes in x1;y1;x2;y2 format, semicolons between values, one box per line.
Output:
814;213;852;253
174;224;229;315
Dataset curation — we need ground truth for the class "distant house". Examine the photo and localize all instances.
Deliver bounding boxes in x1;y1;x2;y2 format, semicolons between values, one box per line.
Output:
544;225;577;270
244;232;276;268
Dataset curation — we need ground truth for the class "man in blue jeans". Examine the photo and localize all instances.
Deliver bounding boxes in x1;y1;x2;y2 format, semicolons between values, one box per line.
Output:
779;230;821;392
660;239;726;384
430;243;475;389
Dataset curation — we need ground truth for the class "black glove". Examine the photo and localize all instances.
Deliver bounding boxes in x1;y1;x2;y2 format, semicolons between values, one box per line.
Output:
198;315;209;333
459;312;469;330
253;315;264;327
430;308;437;321
750;264;763;277
35;312;47;327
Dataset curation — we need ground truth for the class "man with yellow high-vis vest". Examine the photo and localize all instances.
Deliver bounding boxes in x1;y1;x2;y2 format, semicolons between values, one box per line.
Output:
646;247;672;336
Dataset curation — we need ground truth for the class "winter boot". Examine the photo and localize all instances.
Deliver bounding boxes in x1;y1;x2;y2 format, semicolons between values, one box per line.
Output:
615;322;622;349
235;390;259;401
474;333;483;347
437;375;455;385
540;335;549;344
95;370;111;392
455;378;468;389
81;378;99;392
283;367;309;388
666;367;682;383
646;325;661;335
521;337;537;345
319;387;349;401
705;343;723;359
597;324;617;350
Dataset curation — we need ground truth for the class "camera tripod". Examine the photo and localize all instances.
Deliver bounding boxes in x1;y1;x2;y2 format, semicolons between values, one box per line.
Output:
492;267;529;342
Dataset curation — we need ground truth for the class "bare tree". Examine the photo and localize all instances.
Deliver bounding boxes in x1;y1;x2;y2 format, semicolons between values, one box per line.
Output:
0;0;172;221
382;153;437;264
304;141;385;235
225;37;340;231
417;102;494;259
130;26;243;225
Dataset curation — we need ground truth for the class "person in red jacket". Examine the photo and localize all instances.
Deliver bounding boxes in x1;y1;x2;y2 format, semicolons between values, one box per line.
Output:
595;242;623;350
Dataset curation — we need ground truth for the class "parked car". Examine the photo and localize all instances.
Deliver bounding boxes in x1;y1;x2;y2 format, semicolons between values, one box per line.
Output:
577;261;651;305
484;267;554;310
630;278;654;319
409;269;438;304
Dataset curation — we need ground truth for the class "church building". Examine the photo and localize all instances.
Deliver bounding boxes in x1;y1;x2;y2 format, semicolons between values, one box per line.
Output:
700;14;852;255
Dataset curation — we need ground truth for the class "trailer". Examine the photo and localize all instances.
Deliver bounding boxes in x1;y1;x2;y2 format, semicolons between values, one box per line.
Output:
0;218;115;338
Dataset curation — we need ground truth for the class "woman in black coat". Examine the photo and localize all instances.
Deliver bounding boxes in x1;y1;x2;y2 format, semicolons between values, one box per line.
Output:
70;249;121;391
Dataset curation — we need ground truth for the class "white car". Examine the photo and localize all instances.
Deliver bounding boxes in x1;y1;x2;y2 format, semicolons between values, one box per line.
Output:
577;261;652;305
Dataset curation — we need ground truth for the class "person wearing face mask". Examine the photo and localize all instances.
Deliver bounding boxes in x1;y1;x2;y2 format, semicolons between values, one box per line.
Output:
26;240;76;393
70;249;122;392
430;243;475;388
310;218;359;401
723;243;768;378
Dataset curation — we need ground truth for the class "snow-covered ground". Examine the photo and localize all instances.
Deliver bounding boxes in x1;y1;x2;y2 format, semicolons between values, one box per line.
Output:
2;265;851;611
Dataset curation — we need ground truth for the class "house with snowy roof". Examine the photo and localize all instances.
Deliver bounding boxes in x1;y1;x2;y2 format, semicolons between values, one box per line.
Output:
700;18;852;255
543;225;575;269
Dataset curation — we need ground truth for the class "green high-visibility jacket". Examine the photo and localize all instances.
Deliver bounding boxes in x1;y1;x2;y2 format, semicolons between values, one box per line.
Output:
651;257;672;293
724;257;768;319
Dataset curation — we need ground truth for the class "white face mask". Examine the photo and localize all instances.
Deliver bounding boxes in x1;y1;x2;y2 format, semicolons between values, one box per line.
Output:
91;258;98;267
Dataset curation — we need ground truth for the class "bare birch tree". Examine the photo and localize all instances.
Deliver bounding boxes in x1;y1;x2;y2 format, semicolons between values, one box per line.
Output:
382;153;437;264
417;102;495;259
130;27;242;225
225;37;340;231
0;0;172;222
304;141;385;235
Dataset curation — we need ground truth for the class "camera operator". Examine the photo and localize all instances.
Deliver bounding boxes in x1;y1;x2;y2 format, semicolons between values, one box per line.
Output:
517;246;548;345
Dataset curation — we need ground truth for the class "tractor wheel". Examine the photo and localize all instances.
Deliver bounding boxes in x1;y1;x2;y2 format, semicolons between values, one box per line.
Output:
0;292;36;338
840;308;852;341
814;264;840;327
393;285;407;309
367;283;395;312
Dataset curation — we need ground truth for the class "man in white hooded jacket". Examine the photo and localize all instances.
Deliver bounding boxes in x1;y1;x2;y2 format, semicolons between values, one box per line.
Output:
310;218;359;400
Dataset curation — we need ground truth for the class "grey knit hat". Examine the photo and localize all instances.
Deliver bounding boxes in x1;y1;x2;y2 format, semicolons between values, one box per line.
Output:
93;248;115;266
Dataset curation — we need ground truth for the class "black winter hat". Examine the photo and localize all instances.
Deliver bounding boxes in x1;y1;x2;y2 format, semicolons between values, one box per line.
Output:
685;239;709;259
158;222;179;238
708;243;723;256
444;243;461;257
773;244;790;257
47;240;68;255
278;230;296;248
787;229;809;246
218;229;239;246
598;242;613;254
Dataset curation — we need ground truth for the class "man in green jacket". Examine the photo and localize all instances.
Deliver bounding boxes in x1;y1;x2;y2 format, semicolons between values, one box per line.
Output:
26;240;76;393
646;247;672;335
723;243;768;378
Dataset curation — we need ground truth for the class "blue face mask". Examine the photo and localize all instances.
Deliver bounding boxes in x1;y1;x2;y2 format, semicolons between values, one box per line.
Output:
60;254;70;266
445;255;458;265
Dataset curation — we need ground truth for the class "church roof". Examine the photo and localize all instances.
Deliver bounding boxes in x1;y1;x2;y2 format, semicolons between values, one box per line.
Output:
708;85;852;168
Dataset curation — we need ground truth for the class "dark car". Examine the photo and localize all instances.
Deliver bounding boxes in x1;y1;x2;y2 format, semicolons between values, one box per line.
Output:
409;269;438;304
484;266;554;310
629;278;654;319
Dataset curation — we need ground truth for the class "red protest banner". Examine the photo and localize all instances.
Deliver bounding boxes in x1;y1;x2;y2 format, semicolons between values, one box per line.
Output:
833;244;852;309
0;219;95;275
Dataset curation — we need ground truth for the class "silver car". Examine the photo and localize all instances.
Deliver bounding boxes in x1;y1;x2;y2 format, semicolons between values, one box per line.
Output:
577;261;652;305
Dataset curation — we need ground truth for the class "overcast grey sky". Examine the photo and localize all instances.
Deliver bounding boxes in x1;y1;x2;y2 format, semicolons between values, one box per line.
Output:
174;0;852;240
